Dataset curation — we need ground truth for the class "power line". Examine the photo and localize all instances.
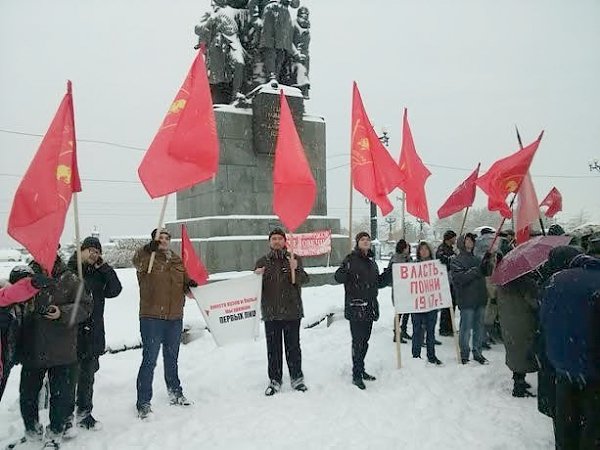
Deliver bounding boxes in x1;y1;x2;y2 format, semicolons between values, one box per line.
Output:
2;126;598;180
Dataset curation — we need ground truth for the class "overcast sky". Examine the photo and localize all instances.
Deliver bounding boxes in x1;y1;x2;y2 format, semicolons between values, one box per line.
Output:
1;0;599;246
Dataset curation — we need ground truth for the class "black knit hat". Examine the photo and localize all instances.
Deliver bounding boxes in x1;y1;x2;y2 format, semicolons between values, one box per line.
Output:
9;265;34;284
355;231;371;244
81;236;102;253
443;230;457;241
268;228;287;240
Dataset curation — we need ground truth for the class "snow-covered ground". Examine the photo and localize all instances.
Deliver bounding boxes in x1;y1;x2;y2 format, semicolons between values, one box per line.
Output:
0;265;554;449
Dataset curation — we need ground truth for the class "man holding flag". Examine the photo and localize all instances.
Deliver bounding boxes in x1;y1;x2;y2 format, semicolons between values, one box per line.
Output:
254;228;309;396
132;228;198;419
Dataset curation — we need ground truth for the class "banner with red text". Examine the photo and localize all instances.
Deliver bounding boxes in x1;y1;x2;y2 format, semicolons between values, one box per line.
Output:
286;230;332;257
190;274;262;346
392;260;452;314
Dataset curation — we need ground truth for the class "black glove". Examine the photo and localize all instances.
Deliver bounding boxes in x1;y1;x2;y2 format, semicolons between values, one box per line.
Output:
187;279;199;288
30;273;56;289
144;240;159;253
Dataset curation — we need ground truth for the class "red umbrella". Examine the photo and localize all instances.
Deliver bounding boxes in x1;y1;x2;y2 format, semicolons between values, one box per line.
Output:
491;235;572;285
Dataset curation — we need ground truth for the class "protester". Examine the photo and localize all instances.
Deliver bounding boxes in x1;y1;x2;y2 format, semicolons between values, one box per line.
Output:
335;232;386;390
436;230;457;336
450;233;492;365
386;239;412;343
0;267;55;402
540;251;600;450
65;237;122;431
254;228;309;396
16;255;92;449
536;246;583;422
132;228;197;419
411;242;443;365
496;273;539;397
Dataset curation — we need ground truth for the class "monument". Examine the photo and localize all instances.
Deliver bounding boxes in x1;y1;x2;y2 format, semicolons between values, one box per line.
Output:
165;1;345;277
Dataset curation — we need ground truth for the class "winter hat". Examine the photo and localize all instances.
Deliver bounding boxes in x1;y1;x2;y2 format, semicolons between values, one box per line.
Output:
9;265;34;284
546;246;583;275
151;228;171;240
355;231;371;245
547;224;565;236
268;228;287;240
81;236;102;253
480;227;495;235
443;230;457;241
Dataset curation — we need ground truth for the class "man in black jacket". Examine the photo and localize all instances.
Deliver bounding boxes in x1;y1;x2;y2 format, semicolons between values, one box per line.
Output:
436;230;457;336
450;234;492;365
67;237;122;431
335;232;387;390
254;228;309;396
17;255;92;449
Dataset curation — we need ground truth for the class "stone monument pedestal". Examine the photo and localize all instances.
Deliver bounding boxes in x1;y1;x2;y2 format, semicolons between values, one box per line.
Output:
165;88;346;274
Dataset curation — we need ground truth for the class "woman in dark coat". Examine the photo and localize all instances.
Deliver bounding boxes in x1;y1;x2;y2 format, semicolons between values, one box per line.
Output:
335;232;387;390
411;242;442;365
496;273;539;397
386;239;412;342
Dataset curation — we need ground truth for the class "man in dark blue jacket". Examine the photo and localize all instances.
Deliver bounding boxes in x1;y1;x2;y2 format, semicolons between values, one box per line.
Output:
540;252;600;450
68;237;122;431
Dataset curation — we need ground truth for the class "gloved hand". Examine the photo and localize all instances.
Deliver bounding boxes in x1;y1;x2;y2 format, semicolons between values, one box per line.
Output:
144;240;159;253
187;279;199;288
30;273;56;289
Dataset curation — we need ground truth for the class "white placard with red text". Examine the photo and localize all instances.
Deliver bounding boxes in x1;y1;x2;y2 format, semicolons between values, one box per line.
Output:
286;230;332;257
190;274;262;347
392;260;452;314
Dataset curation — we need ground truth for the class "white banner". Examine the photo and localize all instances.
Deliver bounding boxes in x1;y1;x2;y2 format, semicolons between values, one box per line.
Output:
392;260;453;314
190;275;263;347
286;230;332;257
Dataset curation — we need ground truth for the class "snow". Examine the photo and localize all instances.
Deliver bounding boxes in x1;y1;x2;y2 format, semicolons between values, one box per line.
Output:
0;267;554;449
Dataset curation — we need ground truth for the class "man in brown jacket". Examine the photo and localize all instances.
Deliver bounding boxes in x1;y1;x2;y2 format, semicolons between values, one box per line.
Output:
254;228;309;396
132;228;197;419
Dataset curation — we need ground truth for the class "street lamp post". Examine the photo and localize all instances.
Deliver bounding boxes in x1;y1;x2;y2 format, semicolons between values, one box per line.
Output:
372;128;390;241
384;216;397;241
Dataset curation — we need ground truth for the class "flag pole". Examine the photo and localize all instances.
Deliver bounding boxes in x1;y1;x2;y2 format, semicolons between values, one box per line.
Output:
515;126;546;236
458;206;470;236
289;232;296;285
401;192;406;239
148;195;169;273
348;159;354;251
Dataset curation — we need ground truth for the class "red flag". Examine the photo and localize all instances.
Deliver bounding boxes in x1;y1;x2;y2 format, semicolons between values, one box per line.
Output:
273;91;317;232
515;172;540;244
138;51;219;198
8;81;81;273
181;225;209;286
540;187;562;218
397;109;431;223
351;83;404;216
476;131;543;219
437;164;480;220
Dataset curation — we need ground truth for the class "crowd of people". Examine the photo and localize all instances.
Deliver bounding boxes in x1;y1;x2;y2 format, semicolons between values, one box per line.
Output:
0;225;598;449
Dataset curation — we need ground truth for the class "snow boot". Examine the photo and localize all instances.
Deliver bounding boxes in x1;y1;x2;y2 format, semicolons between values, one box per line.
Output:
77;414;103;431
362;372;376;381
5;423;43;449
352;377;366;390
137;403;153;420
264;380;281;396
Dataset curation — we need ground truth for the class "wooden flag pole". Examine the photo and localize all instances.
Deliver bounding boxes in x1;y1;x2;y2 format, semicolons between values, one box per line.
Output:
69;192;85;326
148;195;169;274
448;306;461;365
395;313;402;369
458;206;470;236
348;165;354;251
289;232;296;285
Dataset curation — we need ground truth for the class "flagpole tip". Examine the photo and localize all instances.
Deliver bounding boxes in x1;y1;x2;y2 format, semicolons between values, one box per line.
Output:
66;80;72;93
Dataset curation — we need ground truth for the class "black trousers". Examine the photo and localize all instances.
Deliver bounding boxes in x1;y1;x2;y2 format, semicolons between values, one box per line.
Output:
350;320;373;380
554;377;600;450
76;357;100;416
264;320;303;384
439;287;456;334
20;364;77;434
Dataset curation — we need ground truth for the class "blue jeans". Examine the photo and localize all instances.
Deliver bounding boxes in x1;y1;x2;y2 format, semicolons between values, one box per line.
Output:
136;318;183;408
459;306;485;360
411;311;438;359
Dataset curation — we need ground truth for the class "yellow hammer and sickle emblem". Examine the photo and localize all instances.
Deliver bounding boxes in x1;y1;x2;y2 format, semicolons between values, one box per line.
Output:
56;165;72;185
169;99;187;114
505;180;519;193
358;137;370;152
